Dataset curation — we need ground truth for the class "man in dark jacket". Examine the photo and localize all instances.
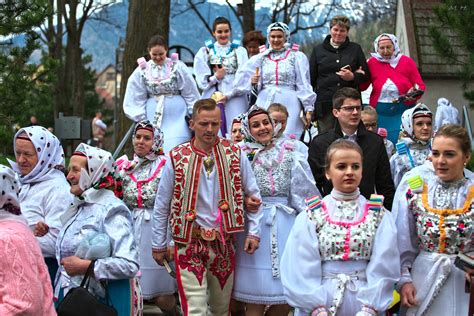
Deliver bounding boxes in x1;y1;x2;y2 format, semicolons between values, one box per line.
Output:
308;87;395;210
310;15;370;134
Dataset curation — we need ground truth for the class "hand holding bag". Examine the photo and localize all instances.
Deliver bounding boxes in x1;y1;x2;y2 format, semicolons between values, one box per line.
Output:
57;261;117;316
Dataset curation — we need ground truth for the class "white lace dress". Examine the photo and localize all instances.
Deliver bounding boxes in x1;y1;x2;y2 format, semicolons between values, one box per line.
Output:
232;139;319;304
122;157;177;299
194;42;249;134
234;47;316;137
123;58;200;153
394;175;474;316
281;191;400;315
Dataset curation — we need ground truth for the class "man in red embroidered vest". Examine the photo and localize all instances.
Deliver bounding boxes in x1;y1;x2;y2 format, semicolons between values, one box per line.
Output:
152;98;262;316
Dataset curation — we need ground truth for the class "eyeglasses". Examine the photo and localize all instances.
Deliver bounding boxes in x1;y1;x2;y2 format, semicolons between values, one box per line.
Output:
364;123;377;128
338;105;362;113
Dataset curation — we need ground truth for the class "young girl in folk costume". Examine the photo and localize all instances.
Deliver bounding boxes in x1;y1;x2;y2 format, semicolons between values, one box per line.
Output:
281;139;400;316
268;103;308;158
123;35;200;153
390;103;433;187
394;124;473;316
234;22;316;138
193;16;249;135
233;106;319;316
116;121;178;315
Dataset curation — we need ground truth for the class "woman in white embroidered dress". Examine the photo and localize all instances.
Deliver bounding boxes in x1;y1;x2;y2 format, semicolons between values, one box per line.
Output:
234;22;316;138
394;124;473;316
123;35;200;153
232;106;319;316
193;17;249;135
281;139;399;316
390;103;433;187
117;121;178;315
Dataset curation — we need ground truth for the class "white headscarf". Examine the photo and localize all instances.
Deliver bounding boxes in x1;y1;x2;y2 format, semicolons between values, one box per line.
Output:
262;22;291;56
9;126;65;184
436;97;460;127
0;165;22;217
371;33;402;68
61;144;118;224
73;143;115;193
401;103;433;144
437;97;451;108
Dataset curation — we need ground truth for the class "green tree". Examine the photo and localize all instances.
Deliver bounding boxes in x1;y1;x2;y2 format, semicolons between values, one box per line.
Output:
0;0;106;155
0;0;49;154
429;0;474;107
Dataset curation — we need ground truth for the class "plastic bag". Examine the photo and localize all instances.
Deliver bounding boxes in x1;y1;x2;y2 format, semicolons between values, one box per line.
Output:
75;233;112;260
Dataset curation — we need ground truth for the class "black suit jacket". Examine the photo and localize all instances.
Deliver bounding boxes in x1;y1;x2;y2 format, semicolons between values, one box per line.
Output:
308;121;395;210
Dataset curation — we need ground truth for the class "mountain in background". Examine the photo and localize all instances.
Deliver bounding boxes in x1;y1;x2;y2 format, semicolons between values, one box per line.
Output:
26;0;368;71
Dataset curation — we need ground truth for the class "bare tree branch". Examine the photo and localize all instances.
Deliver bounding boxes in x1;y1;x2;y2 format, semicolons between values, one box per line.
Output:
225;0;243;30
186;0;213;36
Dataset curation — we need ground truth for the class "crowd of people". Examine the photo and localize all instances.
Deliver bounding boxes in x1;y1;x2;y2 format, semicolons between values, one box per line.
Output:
1;14;472;316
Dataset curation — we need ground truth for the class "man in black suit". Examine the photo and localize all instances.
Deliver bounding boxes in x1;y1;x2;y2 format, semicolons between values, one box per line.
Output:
308;87;395;209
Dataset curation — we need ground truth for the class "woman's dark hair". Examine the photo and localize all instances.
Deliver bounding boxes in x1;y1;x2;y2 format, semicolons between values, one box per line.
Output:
325;139;363;171
147;35;168;51
434;124;471;156
243;30;266;47
213;16;231;32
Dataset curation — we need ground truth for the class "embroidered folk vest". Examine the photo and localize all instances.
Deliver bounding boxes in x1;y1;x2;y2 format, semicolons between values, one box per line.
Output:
407;182;474;254
122;160;166;210
169;138;245;244
306;194;385;261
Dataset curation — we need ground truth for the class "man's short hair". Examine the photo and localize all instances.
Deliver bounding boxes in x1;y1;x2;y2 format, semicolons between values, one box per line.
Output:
332;87;361;109
330;15;350;31
192;98;217;119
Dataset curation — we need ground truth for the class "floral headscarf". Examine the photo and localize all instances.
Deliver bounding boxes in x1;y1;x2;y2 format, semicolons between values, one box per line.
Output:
227;113;246;139
0;165;21;216
72;143;118;192
116;120;164;174
371;33;402;68
9;126;65;184
62;143;122;224
132;120;164;160
401;103;433;144
241;105;279;146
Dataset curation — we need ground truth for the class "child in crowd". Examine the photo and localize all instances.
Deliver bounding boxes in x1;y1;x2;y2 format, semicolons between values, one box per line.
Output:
281;139;399;316
361;105;394;157
268;103;309;158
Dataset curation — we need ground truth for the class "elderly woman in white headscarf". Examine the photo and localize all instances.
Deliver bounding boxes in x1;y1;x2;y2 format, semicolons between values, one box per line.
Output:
9;126;72;284
232;106;319;316
234;22;316;138
360;33;426;144
434;97;460;131
116;121;178;315
0;165;56;315
390;103;433;187
55;144;142;316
